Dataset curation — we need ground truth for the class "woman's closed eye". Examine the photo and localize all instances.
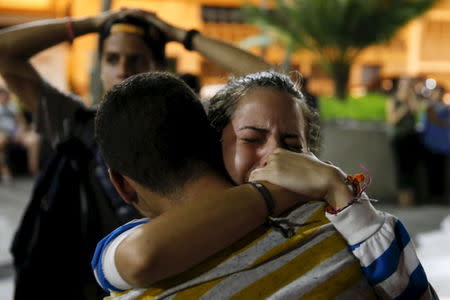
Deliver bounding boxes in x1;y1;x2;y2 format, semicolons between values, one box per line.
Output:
240;137;263;144
282;137;303;152
284;143;302;152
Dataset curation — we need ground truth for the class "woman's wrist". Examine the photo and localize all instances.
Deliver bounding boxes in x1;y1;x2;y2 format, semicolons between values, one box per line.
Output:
325;168;354;210
264;182;303;215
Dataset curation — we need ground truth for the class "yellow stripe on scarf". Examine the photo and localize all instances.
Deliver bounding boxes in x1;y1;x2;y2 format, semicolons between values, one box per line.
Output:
249;203;329;269
136;226;271;299
170;204;328;299
230;232;348;299
299;262;376;300
129;203;333;300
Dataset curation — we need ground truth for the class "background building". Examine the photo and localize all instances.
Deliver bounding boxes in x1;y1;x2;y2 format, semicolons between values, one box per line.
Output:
1;0;450;101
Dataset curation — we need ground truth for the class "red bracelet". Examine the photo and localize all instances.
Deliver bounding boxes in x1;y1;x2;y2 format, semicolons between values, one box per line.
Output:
326;198;358;214
64;17;74;44
326;173;367;215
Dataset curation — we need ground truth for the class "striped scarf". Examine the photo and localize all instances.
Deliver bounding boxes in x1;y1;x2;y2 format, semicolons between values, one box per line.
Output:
107;201;376;300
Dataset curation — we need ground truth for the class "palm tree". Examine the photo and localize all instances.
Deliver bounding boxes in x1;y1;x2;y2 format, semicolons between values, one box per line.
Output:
243;0;436;99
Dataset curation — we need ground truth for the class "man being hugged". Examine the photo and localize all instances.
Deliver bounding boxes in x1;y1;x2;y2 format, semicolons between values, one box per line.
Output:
93;72;435;300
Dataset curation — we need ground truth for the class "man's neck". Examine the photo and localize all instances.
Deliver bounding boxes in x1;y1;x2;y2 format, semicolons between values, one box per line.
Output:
136;171;233;217
177;171;233;204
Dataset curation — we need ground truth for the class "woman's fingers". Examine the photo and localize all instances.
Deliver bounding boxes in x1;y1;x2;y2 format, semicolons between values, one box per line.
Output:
249;167;272;183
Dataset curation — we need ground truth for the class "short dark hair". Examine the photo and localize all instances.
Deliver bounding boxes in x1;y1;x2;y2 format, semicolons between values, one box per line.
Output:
178;73;201;94
208;71;321;154
95;72;223;195
99;15;167;69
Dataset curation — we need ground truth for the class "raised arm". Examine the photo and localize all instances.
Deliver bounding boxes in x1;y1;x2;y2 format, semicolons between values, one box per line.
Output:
0;11;121;113
136;12;272;76
0;17;92;113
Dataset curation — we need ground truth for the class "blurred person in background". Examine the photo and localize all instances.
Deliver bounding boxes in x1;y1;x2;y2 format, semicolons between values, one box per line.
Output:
0;87;17;183
0;8;270;300
386;77;422;207
0;87;38;183
13;107;40;177
421;86;450;204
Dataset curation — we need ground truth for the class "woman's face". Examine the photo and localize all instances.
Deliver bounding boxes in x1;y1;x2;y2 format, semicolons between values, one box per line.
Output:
101;32;157;92
221;88;307;184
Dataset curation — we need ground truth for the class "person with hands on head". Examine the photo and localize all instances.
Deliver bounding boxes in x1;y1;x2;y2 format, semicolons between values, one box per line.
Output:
0;11;167;299
0;9;271;300
0;9;271;218
0;8;270;147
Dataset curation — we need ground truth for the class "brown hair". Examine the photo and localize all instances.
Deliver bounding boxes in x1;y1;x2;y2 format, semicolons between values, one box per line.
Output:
208;71;321;154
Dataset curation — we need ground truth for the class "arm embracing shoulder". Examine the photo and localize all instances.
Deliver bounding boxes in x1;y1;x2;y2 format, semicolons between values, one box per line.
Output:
92;218;149;292
104;184;300;288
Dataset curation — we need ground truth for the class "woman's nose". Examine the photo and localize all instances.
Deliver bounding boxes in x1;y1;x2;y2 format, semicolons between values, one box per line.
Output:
257;137;280;168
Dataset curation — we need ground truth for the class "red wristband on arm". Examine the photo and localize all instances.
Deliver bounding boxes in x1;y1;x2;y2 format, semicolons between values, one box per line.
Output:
326;173;367;215
65;17;74;44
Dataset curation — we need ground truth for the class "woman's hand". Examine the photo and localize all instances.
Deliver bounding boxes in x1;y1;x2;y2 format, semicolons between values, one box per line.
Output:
249;148;353;209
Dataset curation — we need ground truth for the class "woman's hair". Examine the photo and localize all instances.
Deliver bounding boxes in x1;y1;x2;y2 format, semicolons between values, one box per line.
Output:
98;15;167;69
208;71;321;154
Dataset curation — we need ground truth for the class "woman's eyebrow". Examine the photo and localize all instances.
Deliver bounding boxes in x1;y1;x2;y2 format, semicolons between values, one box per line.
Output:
238;126;269;133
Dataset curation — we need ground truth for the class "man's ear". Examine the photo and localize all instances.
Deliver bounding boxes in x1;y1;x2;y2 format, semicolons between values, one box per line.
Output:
109;169;138;204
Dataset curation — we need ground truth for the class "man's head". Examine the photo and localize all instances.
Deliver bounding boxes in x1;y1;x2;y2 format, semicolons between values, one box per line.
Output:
96;72;222;204
99;15;167;92
178;73;201;95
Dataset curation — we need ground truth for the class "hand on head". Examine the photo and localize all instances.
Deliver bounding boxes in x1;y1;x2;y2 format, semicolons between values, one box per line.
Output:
94;8;152;29
96;8;179;41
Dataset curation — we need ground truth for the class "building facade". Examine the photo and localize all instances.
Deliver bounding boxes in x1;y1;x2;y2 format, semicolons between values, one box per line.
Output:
2;0;450;100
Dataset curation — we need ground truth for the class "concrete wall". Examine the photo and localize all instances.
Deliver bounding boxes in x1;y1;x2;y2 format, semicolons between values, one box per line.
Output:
319;120;450;205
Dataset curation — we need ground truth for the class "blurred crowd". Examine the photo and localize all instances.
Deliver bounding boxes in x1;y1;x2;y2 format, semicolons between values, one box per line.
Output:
386;77;450;206
0;87;39;184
